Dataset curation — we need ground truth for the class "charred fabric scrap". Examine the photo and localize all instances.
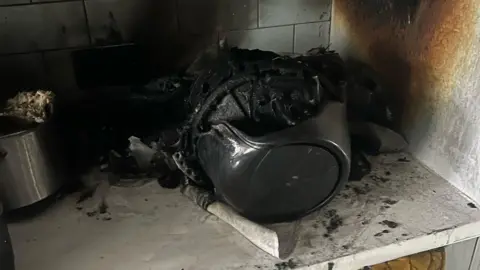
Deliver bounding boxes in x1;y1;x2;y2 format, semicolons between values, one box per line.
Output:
79;46;405;223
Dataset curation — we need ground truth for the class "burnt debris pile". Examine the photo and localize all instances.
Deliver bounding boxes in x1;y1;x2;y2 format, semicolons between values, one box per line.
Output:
57;44;406;222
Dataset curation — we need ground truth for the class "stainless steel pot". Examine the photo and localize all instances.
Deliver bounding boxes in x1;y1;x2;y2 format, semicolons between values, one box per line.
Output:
0;117;63;210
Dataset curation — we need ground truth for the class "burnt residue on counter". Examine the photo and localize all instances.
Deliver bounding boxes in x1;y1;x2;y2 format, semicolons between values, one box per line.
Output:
380;220;400;229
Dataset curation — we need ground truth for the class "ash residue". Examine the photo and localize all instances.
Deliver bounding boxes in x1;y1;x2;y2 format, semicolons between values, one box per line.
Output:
275;259;297;270
322;209;344;235
75;174;112;221
375;229;393;237
352;185;371;195
98;200;108;214
371;175;390;183
76;188;95;204
383;199;398;205
380;220;399;228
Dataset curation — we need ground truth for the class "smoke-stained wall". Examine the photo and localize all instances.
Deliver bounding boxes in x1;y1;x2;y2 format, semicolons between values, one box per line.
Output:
332;0;480;202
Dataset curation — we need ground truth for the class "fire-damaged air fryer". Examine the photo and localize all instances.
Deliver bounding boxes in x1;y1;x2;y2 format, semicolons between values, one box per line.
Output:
175;47;351;223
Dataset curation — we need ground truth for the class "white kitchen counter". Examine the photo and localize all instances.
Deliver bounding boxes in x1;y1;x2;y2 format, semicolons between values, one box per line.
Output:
8;153;480;270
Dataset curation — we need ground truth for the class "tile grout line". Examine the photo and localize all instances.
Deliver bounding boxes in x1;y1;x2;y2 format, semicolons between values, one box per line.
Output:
292;24;296;53
175;0;181;32
225;21;327;34
1;0;83;8
0;43;135;57
256;0;259;28
468;238;480;270
328;1;333;48
81;0;92;45
328;20;332;49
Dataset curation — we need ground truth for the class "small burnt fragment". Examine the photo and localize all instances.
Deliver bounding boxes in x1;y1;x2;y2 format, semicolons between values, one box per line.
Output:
374;232;383;237
398;157;410;162
382;230;390;233
322;210;344;234
325;209;337;218
402;233;409;236
371;175;390;183
76;188;95;204
383;199;398;205
380;220;399;228
157;170;182;189
349;150;371;181
467;203;477;209
353;186;369;195
98;201;108;214
274;259;297;270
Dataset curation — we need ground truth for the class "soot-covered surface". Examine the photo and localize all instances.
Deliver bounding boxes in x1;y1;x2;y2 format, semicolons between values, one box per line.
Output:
8;153;480;270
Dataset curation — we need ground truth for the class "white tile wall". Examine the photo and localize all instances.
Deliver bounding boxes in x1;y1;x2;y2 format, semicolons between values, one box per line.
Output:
178;0;258;34
0;0;332;91
226;25;294;53
446;238;478;270
0;1;89;54
259;0;331;27
294;21;330;54
0;0;29;5
85;0;177;45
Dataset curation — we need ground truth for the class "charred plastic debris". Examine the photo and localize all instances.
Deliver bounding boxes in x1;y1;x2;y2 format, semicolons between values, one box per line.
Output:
59;44;407;223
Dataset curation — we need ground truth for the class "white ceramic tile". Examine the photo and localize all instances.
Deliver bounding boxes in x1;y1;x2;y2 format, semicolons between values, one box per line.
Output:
226;25;294;53
85;0;177;45
0;2;89;54
178;0;258;34
259;0;331;27
0;0;30;5
446;238;478;270
294;21;330;54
